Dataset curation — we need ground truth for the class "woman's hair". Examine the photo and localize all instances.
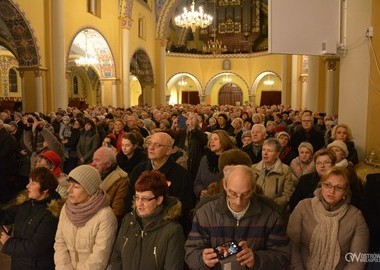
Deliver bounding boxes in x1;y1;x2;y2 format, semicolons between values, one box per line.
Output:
298;141;314;154
114;118;125;127
208;130;237;151
319;166;350;191
29;167;58;195
252;113;263;123
263;138;282;153
135;170;168;198
330;124;354;141
313;148;337;164
123;132;144;148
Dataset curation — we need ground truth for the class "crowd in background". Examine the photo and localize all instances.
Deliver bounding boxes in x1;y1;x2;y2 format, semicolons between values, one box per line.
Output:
0;103;378;269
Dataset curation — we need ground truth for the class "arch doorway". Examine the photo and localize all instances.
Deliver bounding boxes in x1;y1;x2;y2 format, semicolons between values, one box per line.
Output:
218;83;242;105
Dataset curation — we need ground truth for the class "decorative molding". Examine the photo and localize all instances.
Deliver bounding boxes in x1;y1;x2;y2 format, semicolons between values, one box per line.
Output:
120;17;133;30
166;50;268;59
300;73;308;83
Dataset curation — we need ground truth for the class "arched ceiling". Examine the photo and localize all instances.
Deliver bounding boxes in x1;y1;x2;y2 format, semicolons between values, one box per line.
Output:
69;29;115;78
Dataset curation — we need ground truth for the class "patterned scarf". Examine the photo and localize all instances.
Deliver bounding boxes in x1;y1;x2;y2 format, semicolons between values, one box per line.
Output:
307;189;348;270
65;189;110;227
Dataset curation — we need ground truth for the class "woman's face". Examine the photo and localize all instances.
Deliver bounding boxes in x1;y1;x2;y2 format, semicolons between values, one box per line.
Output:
277;135;289;147
315;155;333;176
26;179;48;201
330;146;345;162
242;136;252;147
121;138;136;156
299;147;312;163
321;174;348;206
262;143;279;165
135;191;162;217
114;121;124;132
209;133;223;154
67;182;90;205
243;121;252;131
335;127;348;141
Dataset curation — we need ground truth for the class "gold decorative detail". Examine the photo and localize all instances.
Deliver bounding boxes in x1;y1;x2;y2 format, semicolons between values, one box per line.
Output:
219;19;241;34
174;0;213;33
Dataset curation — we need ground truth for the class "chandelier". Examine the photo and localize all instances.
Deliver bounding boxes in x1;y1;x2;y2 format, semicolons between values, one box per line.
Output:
222;75;232;83
202;27;227;54
174;0;213;33
75;30;99;67
178;77;188;86
263;75;274;86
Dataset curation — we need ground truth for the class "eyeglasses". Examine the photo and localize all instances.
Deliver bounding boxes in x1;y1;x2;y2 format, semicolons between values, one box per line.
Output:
316;161;332;166
322;182;346;193
133;195;157;203
226;190;252;200
146;141;170;148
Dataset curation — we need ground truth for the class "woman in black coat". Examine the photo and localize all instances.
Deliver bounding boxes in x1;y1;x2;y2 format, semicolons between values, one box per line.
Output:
0;167;63;270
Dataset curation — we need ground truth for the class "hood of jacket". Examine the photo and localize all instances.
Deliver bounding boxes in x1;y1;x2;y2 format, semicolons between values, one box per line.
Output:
3;190;65;218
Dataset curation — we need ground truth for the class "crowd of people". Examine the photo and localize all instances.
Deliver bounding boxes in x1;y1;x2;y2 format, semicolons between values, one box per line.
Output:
0;103;378;269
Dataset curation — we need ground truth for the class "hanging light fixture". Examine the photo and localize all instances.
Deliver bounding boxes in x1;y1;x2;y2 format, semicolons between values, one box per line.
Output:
222;74;232;83
174;0;213;33
178;77;188;86
202;27;227;54
263;75;274;86
75;30;99;68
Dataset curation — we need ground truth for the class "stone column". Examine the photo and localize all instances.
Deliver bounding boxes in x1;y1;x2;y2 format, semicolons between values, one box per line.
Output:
19;71;25;111
291;55;299;108
112;80;117;107
121;17;132;108
304;56;319;111
158;39;167;105
34;70;44;113
100;81;105;105
52;0;67;109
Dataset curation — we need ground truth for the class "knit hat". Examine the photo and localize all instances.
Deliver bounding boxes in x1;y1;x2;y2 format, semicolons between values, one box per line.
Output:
241;130;251;139
39;150;62;176
68;165;101;196
9;121;18;128
327;140;349;157
298;141;314;154
276;131;290;140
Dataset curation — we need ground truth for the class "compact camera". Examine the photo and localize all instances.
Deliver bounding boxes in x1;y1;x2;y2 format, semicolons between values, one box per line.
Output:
213;240;242;260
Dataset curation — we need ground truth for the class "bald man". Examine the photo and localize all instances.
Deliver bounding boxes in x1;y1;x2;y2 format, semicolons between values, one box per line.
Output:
124;132;193;228
92;146;129;223
185;165;290;269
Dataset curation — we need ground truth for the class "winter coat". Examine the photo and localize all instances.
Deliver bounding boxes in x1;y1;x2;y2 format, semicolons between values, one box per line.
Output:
110;197;185;270
289;157;315;186
287;197;369;270
54;204;117;270
252;158;294;212
185;193;290;270
125;158;193;226
289;171;321;212
0;191;64;270
241;142;263;164
193;152;222;197
289;127;325;153
100;165;129;223
76;129;100;164
116;147;148;174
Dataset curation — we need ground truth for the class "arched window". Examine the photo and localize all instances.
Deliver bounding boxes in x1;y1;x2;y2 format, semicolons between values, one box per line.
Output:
73;76;79;95
9;68;18;93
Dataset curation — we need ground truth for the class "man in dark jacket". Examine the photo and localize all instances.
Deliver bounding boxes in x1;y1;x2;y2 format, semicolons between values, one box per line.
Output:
241;124;266;164
185;165;289;270
125;132;193;228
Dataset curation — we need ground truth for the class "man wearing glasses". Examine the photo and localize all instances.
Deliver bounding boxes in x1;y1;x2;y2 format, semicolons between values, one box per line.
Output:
124;132;193;230
185;165;290;270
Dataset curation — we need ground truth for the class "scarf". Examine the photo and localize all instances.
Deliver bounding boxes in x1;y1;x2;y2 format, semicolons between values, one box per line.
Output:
205;149;220;174
307;189;348;270
65;189;110;227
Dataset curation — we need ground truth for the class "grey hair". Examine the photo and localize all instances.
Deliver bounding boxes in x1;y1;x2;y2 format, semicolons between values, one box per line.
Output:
263;138;282;153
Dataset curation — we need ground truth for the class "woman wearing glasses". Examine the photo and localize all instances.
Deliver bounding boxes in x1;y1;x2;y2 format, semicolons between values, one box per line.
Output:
287;166;369;270
110;170;185;270
289;148;336;211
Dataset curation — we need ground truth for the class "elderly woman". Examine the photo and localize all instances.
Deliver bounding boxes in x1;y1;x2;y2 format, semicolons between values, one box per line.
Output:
289;148;336;211
290;142;315;186
54;165;117;270
0;167;63;270
287;166;369;270
193;130;236;199
251;138;294;212
330;124;359;165
110;170;185;270
327;140;363;208
76;119;100;165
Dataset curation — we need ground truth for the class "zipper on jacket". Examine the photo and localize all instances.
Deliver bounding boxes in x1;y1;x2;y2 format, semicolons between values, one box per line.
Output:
154;246;158;269
122;236;129;251
275;178;279;194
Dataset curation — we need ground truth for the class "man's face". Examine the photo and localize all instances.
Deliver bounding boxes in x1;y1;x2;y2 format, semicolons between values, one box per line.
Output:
251;126;265;144
92;150;111;174
223;168;254;212
301;115;313;131
217;116;226;126
147;133;171;162
126;116;137;128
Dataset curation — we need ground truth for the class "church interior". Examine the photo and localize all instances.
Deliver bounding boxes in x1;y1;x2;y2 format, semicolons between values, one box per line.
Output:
0;0;379;160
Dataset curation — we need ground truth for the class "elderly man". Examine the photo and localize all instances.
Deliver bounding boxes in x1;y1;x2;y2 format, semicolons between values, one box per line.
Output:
92;146;129;223
241;124;267;164
125;113;149;137
289;110;325;152
125;132;193;227
185;165;290;270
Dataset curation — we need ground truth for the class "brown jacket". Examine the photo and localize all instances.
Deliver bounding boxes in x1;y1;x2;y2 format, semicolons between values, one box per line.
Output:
99;166;129;223
287;197;369;270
